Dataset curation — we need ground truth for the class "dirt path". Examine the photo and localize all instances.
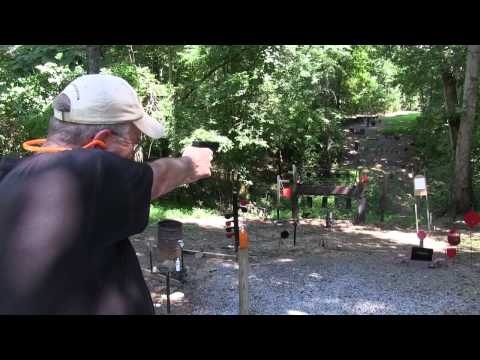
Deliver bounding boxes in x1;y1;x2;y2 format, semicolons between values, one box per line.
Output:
343;115;418;219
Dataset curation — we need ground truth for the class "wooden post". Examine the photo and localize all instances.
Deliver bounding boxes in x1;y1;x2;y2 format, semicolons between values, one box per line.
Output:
322;196;328;208
379;172;389;222
355;182;368;224
233;191;240;252
238;244;250;315
346;197;352;210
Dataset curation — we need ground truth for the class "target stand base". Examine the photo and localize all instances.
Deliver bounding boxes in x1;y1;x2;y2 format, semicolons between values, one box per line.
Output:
411;247;433;261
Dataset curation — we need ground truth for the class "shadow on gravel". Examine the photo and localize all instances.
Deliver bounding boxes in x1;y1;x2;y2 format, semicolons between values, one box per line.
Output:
138;219;480;261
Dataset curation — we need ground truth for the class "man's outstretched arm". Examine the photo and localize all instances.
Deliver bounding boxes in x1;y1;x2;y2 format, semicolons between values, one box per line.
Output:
148;146;213;200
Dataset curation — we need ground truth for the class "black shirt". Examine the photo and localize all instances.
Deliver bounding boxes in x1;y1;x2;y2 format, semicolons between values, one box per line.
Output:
0;149;154;314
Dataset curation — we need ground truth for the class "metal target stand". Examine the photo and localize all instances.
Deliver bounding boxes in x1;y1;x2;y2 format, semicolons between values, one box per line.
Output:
412;174;433;261
148;220;186;315
276;164;361;249
413;174;431;237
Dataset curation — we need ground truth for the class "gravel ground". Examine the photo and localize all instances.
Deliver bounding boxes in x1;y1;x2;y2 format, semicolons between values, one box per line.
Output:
187;250;480;315
132;220;480;315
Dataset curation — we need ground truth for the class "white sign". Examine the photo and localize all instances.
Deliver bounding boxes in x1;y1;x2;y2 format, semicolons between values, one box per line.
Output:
414;175;427;196
414;177;426;190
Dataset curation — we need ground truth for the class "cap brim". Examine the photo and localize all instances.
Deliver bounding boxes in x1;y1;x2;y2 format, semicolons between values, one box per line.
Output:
133;114;165;139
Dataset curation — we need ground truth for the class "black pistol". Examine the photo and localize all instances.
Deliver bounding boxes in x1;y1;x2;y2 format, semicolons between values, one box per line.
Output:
191;141;219;186
191;141;220;153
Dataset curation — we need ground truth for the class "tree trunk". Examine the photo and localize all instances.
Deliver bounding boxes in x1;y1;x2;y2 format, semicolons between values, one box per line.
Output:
127;45;136;64
453;45;480;214
442;70;460;213
168;46;174;84
86;45;102;74
442;71;460;154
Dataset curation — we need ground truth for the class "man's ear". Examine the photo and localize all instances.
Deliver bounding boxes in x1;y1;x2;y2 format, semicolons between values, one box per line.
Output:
93;129;112;142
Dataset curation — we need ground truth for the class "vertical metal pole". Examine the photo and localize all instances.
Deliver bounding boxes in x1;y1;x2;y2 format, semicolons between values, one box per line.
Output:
424;169;431;232
425;194;431;232
470;231;473;268
277;175;281;222
293;221;297;247
166;271;171;314
291;164;299;222
414;197;419;233
181;249;184;272
148;240;153;273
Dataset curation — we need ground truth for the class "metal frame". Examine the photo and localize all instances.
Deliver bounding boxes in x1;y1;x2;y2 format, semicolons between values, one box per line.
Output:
414;173;431;248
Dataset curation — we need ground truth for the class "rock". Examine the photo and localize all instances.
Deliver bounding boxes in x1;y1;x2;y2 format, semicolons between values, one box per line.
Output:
160;291;185;303
195;252;204;259
161;260;175;269
428;258;447;269
170;291;185;302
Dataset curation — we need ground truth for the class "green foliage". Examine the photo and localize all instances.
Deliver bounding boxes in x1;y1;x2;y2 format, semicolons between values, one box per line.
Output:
0;60;86;153
382;45;467;112
380;112;420;135
149;201;219;224
0;116;26;156
179;128;233;153
408;110;456;215
0;45;86;78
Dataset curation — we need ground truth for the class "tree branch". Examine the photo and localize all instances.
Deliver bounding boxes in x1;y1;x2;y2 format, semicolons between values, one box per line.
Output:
178;46;270;103
179;58;231;102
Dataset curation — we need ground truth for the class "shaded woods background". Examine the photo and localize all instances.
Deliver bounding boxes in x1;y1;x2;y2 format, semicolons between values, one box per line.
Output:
1;45;479;216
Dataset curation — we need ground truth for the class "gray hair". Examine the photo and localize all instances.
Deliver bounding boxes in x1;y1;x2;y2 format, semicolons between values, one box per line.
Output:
47;116;133;145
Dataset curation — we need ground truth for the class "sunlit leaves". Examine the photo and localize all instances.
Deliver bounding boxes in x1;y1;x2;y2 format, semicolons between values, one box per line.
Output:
1;45;408;187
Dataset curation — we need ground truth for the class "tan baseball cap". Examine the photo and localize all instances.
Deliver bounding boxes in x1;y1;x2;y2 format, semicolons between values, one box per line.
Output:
52;74;165;139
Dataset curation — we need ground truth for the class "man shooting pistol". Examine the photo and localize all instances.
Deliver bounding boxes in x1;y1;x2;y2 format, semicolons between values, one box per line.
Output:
0;74;213;315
